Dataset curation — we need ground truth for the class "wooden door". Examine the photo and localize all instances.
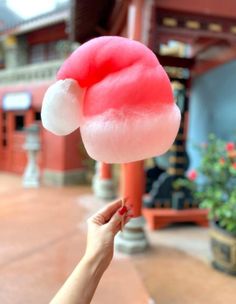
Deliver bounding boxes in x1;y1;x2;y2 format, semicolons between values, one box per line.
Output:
0;110;9;171
0;111;28;173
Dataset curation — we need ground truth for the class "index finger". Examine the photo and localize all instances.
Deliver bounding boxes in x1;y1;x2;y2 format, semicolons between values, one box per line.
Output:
95;199;123;222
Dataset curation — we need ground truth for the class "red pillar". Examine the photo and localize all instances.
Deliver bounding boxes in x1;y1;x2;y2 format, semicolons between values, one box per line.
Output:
100;163;112;180
115;0;148;253
121;0;145;217
121;161;145;217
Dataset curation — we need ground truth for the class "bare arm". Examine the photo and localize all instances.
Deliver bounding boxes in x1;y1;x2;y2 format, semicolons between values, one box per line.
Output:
50;255;105;304
50;200;131;304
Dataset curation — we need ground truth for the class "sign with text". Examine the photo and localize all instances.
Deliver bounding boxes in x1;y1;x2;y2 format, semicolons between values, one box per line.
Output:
3;92;31;111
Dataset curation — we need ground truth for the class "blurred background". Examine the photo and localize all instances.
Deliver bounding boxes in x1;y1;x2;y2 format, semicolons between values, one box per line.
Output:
0;0;236;303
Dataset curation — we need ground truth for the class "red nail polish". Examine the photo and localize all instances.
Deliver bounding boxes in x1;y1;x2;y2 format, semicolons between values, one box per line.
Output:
118;206;128;215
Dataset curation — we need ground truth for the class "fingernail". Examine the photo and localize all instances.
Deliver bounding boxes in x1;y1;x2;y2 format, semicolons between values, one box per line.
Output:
124;197;129;203
118;206;128;216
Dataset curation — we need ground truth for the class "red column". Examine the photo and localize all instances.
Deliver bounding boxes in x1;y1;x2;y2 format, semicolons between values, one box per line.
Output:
121;161;145;217
100;163;112;180
121;0;145;217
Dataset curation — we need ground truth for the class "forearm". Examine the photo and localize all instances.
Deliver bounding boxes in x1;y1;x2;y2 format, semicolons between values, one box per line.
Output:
50;255;106;304
49;200;127;304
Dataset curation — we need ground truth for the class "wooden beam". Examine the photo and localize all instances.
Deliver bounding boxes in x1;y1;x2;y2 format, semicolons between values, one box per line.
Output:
157;54;195;68
193;45;236;76
155;0;236;19
108;0;128;35
157;33;194;45
191;39;227;58
156;26;236;43
94;26;108;36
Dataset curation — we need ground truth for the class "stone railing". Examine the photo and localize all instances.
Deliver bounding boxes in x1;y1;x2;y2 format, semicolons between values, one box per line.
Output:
0;59;64;85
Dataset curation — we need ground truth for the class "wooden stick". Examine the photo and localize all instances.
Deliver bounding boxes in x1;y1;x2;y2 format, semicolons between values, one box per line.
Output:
121;198;125;232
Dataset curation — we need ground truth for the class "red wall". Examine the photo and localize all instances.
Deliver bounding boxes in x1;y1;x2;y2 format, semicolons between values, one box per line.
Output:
42;128;83;171
0;81;51;109
0;82;86;174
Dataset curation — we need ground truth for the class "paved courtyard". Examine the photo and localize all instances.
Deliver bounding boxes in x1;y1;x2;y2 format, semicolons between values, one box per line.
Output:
0;173;235;304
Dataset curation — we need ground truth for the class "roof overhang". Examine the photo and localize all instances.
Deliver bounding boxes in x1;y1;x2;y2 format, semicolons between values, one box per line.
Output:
1;9;69;36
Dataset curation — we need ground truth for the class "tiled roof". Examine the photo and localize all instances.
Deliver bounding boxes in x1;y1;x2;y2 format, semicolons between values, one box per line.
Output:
0;4;22;31
0;1;69;34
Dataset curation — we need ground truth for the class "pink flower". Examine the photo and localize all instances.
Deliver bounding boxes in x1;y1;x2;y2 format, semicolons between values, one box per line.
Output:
226;142;235;152
232;163;236;170
219;158;225;165
187;169;198;181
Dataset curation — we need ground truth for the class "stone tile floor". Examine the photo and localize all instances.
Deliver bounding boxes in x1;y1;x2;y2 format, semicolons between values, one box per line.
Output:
0;173;148;304
0;173;235;304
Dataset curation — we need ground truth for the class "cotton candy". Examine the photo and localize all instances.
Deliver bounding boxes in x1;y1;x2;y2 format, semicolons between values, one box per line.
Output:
41;36;180;163
41;79;83;135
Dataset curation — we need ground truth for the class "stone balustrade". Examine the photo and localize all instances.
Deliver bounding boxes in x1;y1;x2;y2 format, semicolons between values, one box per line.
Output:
0;59;64;85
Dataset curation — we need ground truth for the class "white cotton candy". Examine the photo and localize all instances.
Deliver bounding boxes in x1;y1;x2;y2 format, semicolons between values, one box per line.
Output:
41;79;82;136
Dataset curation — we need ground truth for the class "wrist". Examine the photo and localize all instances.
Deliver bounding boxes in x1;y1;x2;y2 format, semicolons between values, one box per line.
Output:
81;253;107;275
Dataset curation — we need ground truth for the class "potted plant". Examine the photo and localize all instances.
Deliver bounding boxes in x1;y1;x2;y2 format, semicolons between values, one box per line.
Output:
174;134;236;276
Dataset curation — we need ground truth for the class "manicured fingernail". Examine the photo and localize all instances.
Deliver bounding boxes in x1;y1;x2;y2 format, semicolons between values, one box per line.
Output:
118;206;128;216
124;197;129;203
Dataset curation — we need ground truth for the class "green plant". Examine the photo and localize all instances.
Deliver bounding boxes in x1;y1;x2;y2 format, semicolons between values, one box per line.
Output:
174;134;236;233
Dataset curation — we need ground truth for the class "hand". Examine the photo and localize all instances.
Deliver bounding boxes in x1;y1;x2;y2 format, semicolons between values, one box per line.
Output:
84;199;132;271
50;200;132;304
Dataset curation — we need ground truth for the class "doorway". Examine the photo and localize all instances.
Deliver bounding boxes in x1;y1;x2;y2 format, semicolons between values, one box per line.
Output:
0;111;27;173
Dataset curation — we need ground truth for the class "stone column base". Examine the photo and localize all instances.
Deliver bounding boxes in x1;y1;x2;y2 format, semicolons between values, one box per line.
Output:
23;178;40;188
23;167;40;188
23;149;40;188
42;169;86;186
115;216;148;254
92;177;116;200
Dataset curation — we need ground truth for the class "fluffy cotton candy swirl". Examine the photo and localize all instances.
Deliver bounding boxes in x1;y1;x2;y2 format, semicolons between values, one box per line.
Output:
42;36;181;163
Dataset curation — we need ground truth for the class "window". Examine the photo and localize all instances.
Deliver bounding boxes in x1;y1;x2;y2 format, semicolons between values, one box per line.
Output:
47;41;58;60
1;112;7;147
28;41;61;64
15;115;25;131
29;44;45;64
35;111;41;121
2;138;7;147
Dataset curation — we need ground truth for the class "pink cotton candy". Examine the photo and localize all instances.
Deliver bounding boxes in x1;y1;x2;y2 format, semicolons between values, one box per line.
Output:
80;105;180;163
42;36;181;163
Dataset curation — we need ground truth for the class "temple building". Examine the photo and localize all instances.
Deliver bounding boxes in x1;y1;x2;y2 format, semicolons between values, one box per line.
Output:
1;0;236;196
0;0;236;253
0;0;87;185
68;0;236;244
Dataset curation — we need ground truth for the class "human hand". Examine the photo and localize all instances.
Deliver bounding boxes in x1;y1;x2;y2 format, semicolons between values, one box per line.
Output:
84;199;132;271
50;200;132;304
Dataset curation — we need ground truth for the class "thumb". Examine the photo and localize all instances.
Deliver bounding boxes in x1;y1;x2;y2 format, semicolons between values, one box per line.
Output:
106;206;128;231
